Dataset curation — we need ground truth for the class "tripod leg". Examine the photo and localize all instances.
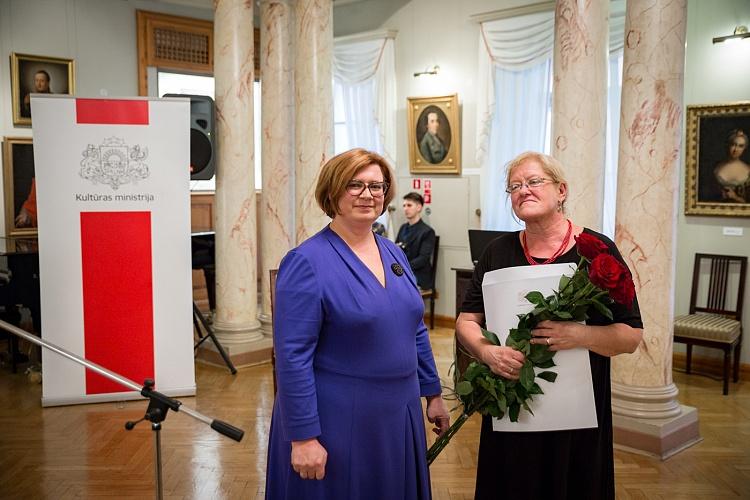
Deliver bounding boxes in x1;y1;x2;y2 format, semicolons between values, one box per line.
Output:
192;302;237;375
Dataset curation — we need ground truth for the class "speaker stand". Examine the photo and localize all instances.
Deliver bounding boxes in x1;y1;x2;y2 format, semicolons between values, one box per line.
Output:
192;302;237;375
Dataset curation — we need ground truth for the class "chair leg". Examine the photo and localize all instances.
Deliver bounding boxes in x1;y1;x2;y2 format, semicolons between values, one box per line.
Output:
723;348;730;395
733;341;741;383
685;344;693;374
430;296;435;330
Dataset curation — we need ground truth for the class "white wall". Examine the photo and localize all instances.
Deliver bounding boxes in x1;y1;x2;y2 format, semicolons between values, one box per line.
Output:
0;0;212;233
676;0;750;365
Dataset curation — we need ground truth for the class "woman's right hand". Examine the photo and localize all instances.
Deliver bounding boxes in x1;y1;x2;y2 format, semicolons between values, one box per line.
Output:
291;438;327;480
480;345;525;380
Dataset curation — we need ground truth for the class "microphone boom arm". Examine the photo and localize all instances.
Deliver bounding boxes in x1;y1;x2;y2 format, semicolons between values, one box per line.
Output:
0;318;244;442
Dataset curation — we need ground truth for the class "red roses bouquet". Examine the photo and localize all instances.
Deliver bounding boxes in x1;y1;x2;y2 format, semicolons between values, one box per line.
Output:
427;232;635;465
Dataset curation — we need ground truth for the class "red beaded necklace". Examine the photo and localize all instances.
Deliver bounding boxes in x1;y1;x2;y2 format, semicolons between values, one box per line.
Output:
521;219;573;265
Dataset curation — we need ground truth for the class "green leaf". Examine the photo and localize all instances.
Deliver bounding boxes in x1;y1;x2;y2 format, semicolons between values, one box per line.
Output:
462;362;487;381
456;381;474;395
590;299;614;320
536;358;556;369
509;402;520;422
524;291;546;305
537;371;558;383
548;295;559;311
528;383;544;395
496;393;507;412
553;310;573;319
481;328;501;346
558;274;571;291
528;342;547;363
509;327;532;342
520;362;535;390
521;400;534;416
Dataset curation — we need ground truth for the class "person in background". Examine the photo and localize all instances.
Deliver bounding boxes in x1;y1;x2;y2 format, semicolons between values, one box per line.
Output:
266;148;449;499
396;192;436;290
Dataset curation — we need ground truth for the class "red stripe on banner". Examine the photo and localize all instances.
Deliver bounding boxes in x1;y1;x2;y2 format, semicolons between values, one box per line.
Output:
81;212;154;394
76;99;149;125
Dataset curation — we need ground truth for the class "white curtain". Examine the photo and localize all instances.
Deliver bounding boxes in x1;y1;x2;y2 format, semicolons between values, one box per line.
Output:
476;3;626;231
332;34;397;165
476;11;554;230
484;61;553;230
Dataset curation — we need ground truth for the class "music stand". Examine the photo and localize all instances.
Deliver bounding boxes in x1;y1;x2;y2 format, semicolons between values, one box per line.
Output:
192;302;236;374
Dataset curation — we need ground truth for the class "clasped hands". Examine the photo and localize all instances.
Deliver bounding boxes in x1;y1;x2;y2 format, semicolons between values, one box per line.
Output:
482;320;587;378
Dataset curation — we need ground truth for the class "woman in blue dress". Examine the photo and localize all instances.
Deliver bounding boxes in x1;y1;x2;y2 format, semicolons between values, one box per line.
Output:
266;148;450;500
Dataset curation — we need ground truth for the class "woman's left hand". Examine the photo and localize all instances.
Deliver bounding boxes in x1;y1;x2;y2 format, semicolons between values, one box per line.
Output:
530;320;588;351
426;395;450;437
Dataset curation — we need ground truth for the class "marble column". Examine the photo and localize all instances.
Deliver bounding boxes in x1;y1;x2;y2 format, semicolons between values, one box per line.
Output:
259;0;295;337
551;0;608;231
294;0;333;243
611;0;699;458
208;0;266;366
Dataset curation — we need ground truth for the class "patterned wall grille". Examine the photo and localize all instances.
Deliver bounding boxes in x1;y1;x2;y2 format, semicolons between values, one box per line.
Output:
154;28;210;65
137;10;260;96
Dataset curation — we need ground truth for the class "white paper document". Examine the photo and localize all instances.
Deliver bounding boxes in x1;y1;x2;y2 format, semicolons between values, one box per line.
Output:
482;263;598;432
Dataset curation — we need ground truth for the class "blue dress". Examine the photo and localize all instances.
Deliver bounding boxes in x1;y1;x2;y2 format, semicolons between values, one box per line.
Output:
265;226;442;500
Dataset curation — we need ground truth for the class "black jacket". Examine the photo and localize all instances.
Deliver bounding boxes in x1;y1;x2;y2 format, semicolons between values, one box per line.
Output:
395;219;435;289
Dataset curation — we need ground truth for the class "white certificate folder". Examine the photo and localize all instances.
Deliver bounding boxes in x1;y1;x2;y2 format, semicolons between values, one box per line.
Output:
482;263;598;432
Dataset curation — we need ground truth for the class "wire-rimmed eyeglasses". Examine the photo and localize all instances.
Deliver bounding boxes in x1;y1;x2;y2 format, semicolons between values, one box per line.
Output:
346;180;389;198
505;177;553;194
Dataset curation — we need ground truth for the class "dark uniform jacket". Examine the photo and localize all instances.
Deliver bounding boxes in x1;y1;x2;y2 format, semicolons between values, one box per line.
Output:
395;219;436;289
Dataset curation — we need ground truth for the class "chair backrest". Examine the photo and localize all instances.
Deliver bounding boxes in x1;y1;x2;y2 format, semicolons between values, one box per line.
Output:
429;235;440;292
688;253;747;321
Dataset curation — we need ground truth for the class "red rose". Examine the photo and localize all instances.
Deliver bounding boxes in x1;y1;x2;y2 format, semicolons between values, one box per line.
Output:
575;233;609;261
588;254;624;290
610;270;636;306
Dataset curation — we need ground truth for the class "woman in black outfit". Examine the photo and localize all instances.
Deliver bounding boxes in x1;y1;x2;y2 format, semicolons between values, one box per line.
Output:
456;151;643;499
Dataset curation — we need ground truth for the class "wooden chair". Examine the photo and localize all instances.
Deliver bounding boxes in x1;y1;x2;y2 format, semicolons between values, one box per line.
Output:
420;235;440;330
673;253;747;395
270;269;278;395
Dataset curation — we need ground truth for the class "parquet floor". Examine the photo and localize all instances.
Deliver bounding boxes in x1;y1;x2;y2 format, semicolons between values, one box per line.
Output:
0;328;748;499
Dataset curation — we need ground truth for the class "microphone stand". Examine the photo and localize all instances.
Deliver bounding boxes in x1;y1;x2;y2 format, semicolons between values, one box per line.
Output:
0;319;245;500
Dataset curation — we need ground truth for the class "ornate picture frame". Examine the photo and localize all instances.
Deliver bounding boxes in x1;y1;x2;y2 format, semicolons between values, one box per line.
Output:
407;94;461;175
2;137;37;237
685;102;750;217
10;52;75;127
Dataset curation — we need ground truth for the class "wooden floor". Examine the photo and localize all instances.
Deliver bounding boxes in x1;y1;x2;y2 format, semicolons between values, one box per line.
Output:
0;327;748;499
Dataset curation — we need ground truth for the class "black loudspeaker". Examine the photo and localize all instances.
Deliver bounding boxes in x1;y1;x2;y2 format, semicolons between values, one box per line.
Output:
164;94;215;180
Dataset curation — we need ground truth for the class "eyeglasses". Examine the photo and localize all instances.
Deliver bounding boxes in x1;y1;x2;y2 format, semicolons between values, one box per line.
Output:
346;180;389;198
506;177;553;194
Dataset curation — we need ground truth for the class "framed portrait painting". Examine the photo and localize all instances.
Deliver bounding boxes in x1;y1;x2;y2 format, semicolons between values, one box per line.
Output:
685;102;750;217
2;137;37;236
407;94;461;174
10;52;75;127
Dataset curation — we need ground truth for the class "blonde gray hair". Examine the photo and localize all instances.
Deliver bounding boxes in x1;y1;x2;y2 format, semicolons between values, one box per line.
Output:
505;151;569;213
